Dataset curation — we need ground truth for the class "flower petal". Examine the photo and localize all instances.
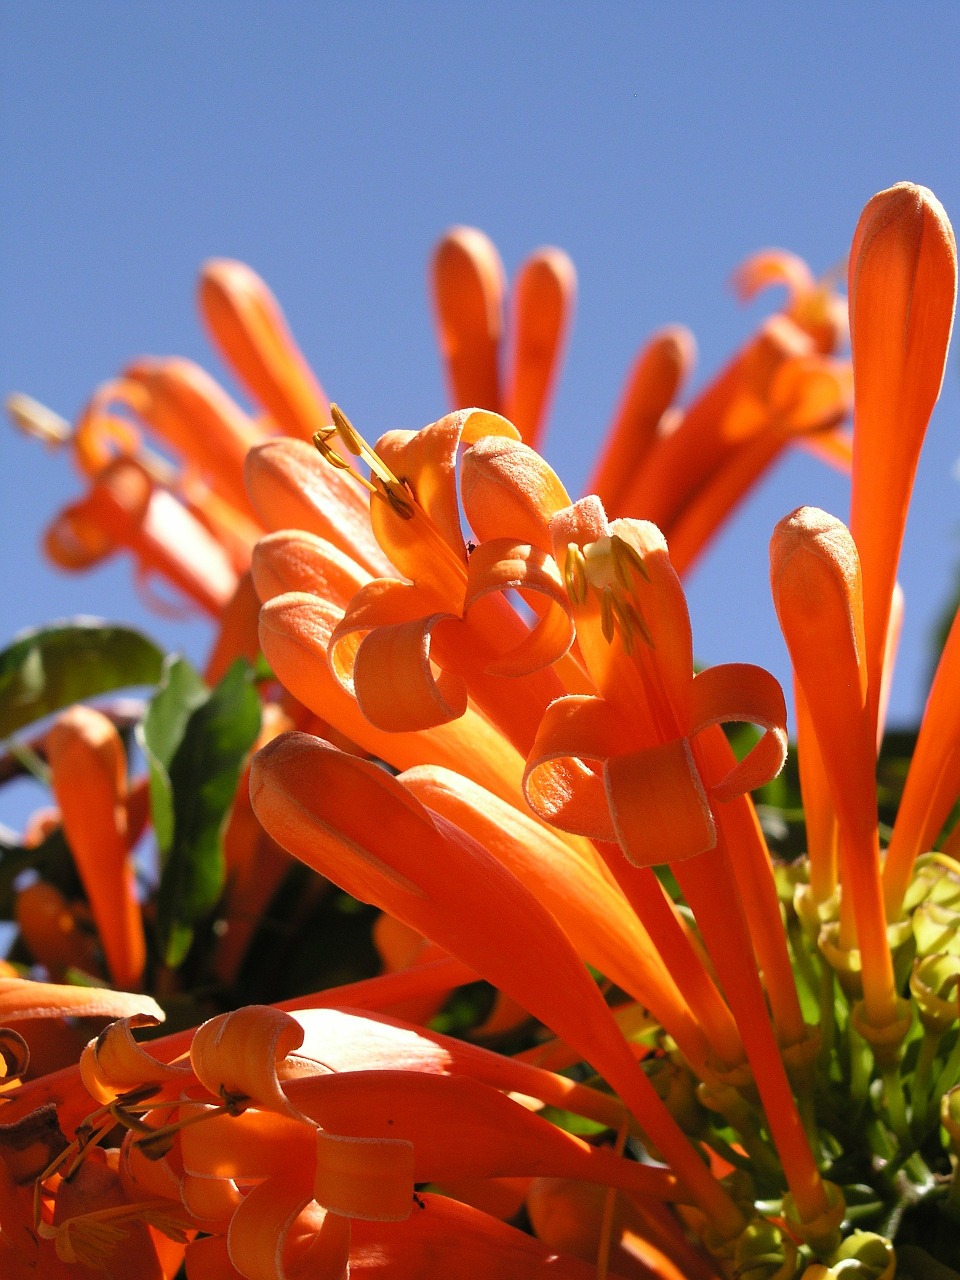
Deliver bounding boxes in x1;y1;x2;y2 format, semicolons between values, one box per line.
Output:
288;1071;680;1201
848;183;957;737
430;227;505;413
227;1172;350;1280
461;436;572;549
350;1192;612;1280
604;739;717;867
244;438;390;576
589;325;695;516
258;592;526;805
463;538;574;676
503;247;576;448
199;259;332;442
314;1131;415;1222
689;663;787;802
190;1007;306;1117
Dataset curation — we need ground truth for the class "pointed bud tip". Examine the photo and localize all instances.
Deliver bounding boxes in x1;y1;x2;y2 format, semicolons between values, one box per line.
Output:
770;506;860;600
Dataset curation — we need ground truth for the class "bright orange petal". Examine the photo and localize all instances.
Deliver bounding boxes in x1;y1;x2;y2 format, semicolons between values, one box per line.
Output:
244;438;390;576
430;227;505;413
461;436;572;549
503;247;576;448
258;592;527;806
199;259;331;442
226;1172;350;1280
689;662;787;802
400;764;707;1066
589;326;695;515
46;706;146;989
770;507;895;1029
848;183;957;739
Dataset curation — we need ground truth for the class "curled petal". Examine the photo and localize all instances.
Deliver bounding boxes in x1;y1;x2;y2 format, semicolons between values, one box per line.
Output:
464;539;573;676
689;663;788;802
504;247;576;447
523;695;635;840
259;592;526;804
79;1013;187;1103
462;436;572;549
372;409;518;591
431;227;505;413
314;1131;415;1222
329;578;467;731
181;1108;313;1180
227;1172;350;1280
199;259;331;442
190;1007;306;1117
731;249;815;304
353;615;468;732
605;739;717;867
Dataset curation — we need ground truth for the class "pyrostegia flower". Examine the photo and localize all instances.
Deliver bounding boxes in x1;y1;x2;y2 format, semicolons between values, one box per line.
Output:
8;182;960;1278
431;227;852;574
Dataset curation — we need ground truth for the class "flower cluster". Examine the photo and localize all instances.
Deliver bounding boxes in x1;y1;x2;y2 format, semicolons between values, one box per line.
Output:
2;183;959;1280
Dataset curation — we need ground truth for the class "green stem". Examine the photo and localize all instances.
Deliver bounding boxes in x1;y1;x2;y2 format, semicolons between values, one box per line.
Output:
881;1063;910;1148
932;1032;960;1105
850;1023;873;1106
910;1031;940;1138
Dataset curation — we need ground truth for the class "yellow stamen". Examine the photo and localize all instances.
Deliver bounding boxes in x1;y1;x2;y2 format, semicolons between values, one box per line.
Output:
570;534;655;651
313;402;415;519
564;542;588;604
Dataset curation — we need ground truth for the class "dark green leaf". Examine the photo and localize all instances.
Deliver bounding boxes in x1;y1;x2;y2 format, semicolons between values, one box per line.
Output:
0;621;165;739
137;656;208;856
157;660;261;968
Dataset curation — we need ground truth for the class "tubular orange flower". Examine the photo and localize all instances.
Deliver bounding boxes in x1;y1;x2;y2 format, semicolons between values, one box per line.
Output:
431;228;575;449
770;507;896;1031
45;706;146;990
199;258;332;442
847;183;957;741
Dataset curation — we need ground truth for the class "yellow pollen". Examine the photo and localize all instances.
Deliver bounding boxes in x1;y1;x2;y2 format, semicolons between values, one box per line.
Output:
313;402;414;519
565;535;654;652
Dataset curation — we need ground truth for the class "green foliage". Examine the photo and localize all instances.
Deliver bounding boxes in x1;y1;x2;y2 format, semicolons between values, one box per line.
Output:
138;656;209;856
0;621;164;739
153;659;261;969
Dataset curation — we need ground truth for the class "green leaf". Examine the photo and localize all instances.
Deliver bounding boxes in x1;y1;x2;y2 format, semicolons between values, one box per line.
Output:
137;656;209;856
0;620;165;739
157;660;261;968
0;825;76;916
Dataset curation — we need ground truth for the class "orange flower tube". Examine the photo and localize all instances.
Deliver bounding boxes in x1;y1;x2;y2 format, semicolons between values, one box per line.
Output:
198;258;331;441
847;184;957;741
46;707;146;990
770;507;896;1030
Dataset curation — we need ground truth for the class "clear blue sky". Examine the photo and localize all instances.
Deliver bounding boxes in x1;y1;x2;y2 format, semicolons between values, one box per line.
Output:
3;3;960;829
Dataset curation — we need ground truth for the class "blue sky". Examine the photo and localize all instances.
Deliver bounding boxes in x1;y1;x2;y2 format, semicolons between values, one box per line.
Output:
3;3;960;828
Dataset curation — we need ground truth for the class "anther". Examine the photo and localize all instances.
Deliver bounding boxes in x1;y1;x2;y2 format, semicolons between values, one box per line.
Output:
565;543;588;605
612;535;651;584
600;588;616;645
